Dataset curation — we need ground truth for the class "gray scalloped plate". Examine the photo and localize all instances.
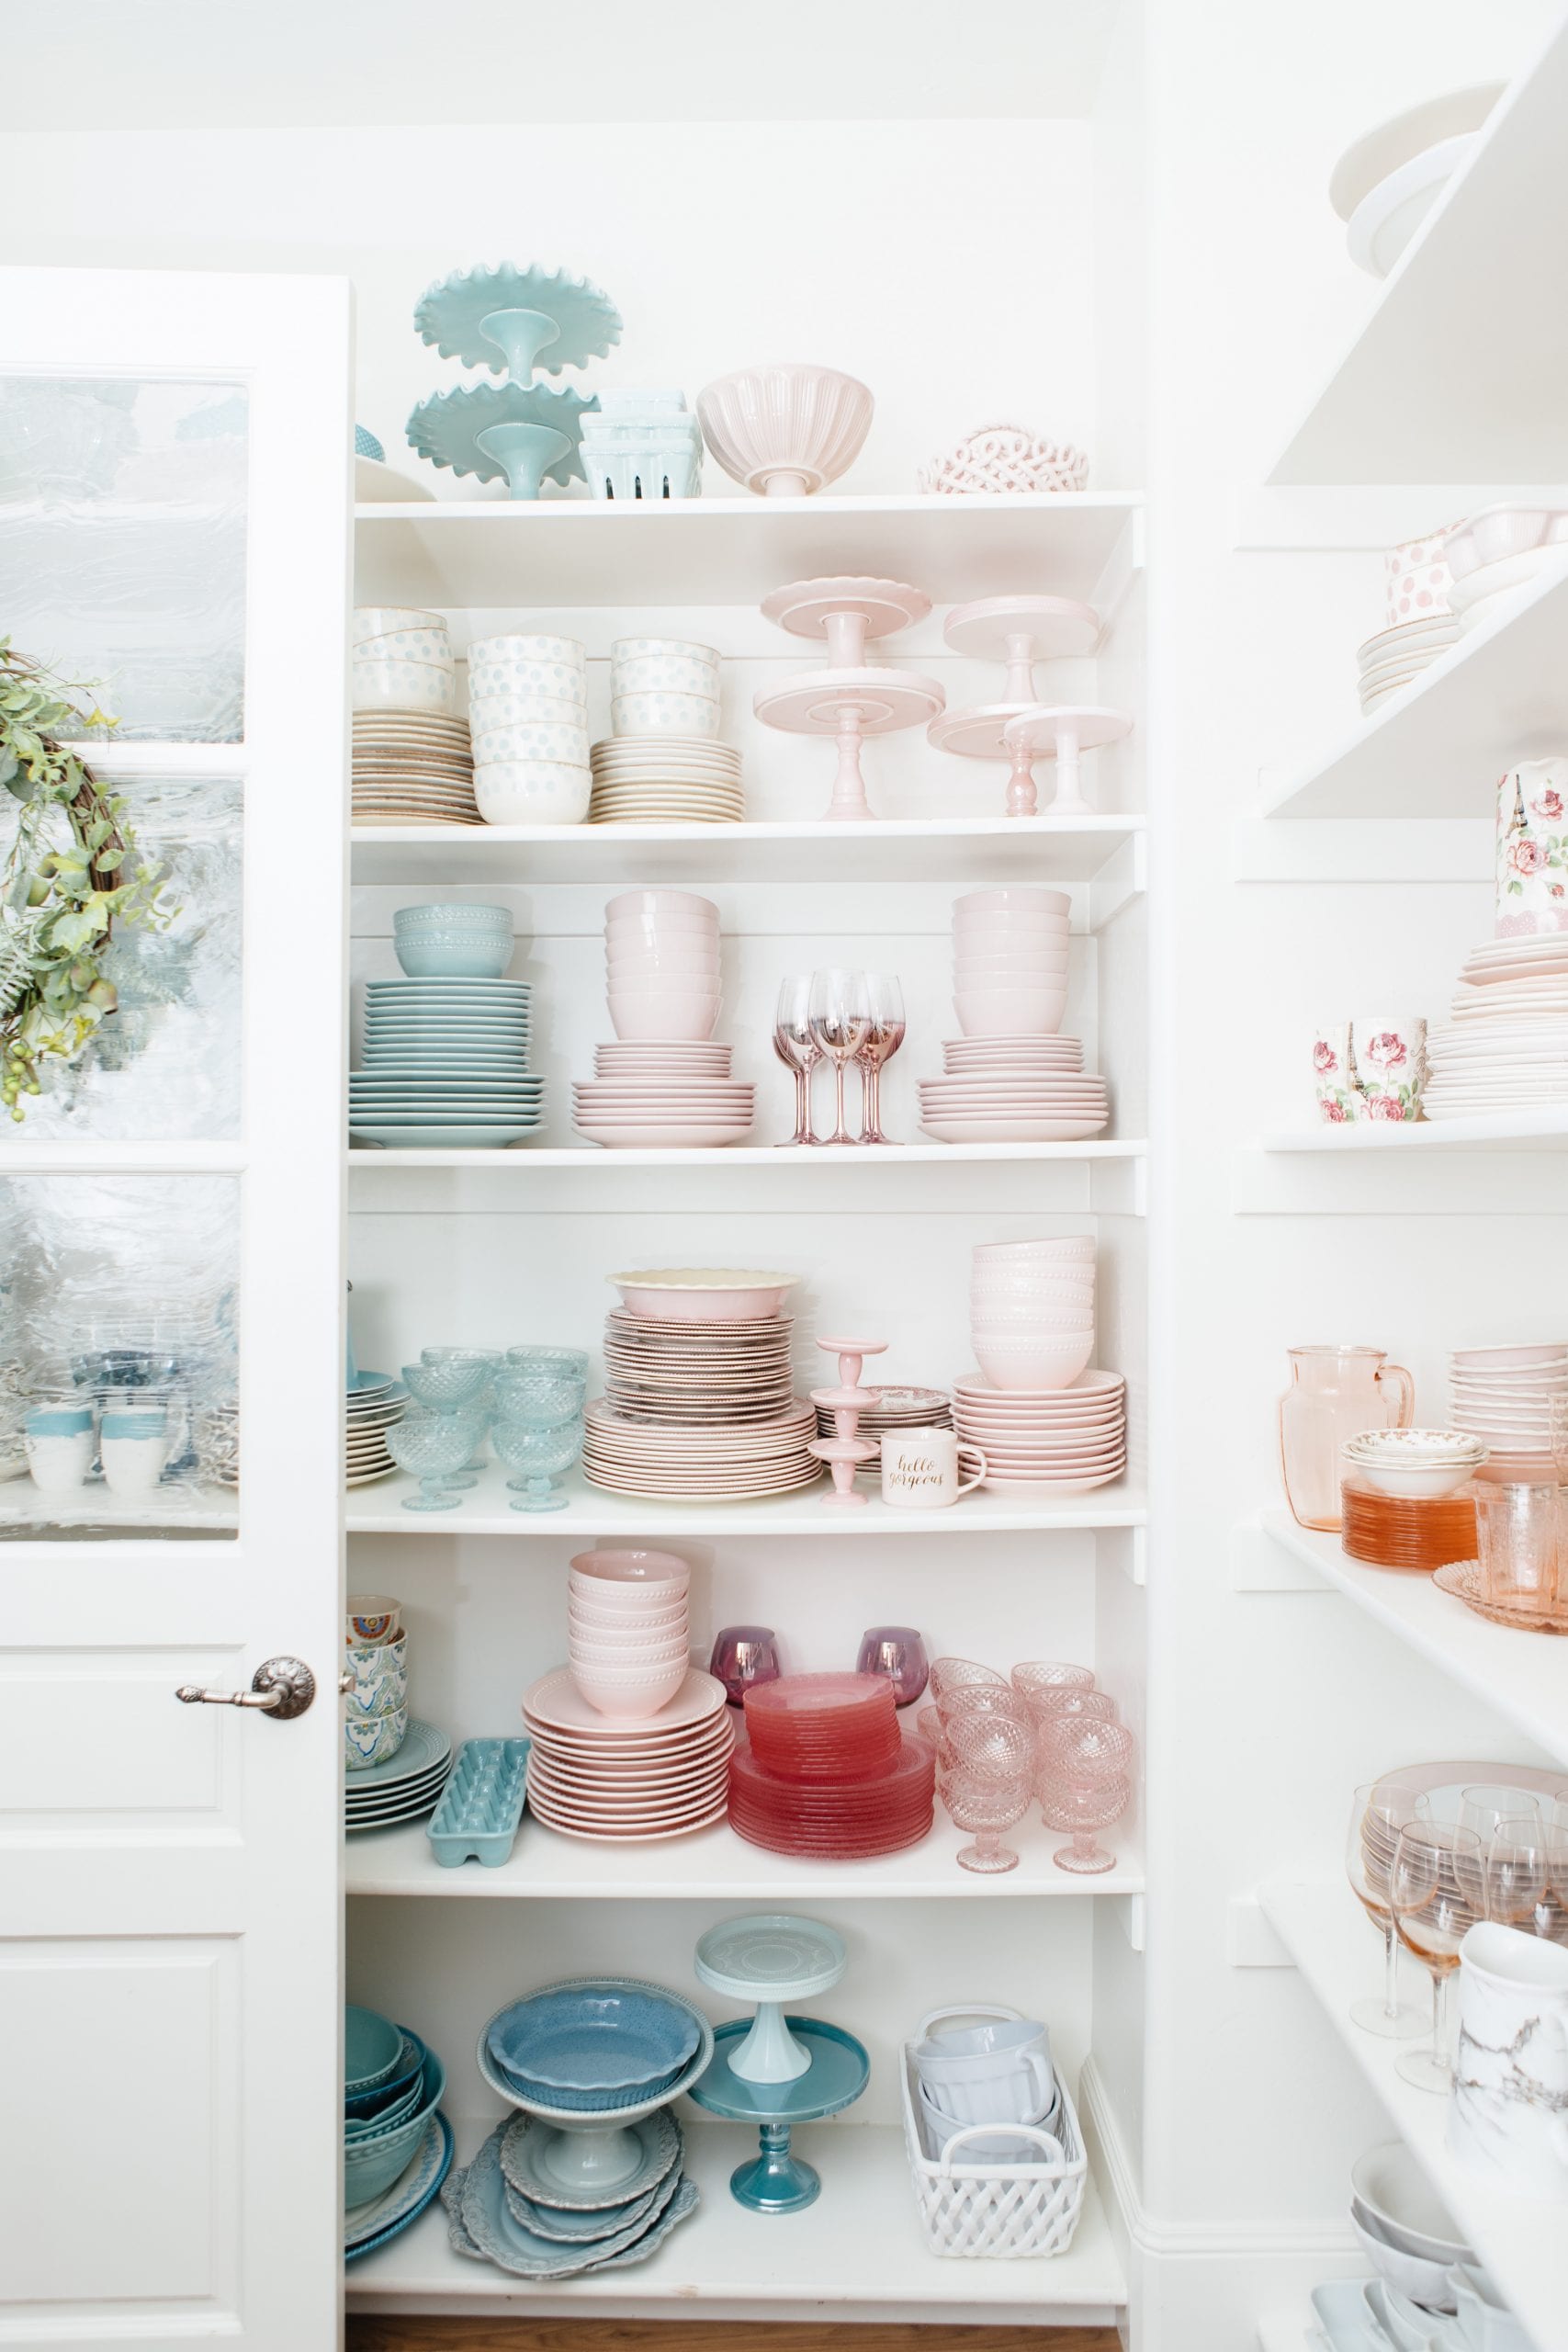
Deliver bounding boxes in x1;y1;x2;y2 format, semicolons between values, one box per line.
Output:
443;2122;697;2278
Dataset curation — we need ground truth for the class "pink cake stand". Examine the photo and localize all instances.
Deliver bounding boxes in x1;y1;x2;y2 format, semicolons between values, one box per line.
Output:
928;595;1107;816
807;1336;888;1508
756;579;943;820
1001;705;1133;816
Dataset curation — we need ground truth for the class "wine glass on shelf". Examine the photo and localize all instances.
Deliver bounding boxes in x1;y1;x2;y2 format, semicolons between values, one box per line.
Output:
773;975;821;1148
1487;1816;1553;1938
1344;1781;1428;2038
808;967;871;1147
855;1625;929;1706
1388;1821;1483;2091
1461;1785;1542;1847
855;972;906;1145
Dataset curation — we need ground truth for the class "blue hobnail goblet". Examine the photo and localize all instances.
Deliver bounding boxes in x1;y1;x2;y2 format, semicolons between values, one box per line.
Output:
400;1359;491;1487
491;1413;583;1511
422;1349;502;1475
504;1347;590;1383
492;1371;587;1426
387;1408;483;1510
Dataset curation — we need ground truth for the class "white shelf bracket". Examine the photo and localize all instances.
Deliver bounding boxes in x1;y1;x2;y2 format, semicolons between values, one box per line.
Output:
1089;1154;1147;1217
1227;1895;1293;1969
1115;1893;1146;1953
1088;831;1146;932
1095;1525;1146;1586
1229;1518;1327;1592
1090;509;1145;638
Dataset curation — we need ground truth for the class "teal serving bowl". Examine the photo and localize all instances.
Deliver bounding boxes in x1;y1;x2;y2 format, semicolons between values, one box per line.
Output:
342;2050;446;2208
345;2003;403;2095
344;2026;426;2119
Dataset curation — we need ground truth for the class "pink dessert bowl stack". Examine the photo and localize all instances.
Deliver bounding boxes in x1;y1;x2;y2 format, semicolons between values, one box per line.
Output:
603;888;722;1044
970;1235;1097;1390
956;1239;1128;1493
579;889;755;1144
923;889;1111;1142
566;1547;693;1719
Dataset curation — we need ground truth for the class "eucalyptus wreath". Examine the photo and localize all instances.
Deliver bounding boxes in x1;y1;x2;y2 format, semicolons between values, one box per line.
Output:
0;639;171;1120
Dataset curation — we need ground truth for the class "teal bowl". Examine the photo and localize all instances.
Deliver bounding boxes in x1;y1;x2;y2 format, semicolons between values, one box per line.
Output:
395;934;513;979
343;2051;446;2208
345;2004;403;2095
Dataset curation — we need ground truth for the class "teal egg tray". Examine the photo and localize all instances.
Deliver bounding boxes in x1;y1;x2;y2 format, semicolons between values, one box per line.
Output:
425;1736;530;1868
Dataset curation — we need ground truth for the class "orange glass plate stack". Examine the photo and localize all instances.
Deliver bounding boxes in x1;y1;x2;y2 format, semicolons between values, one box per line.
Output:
1340;1475;1478;1571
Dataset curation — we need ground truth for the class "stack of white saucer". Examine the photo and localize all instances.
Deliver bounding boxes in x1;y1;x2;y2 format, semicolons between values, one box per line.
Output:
589;639;744;823
1356;612;1460;715
1423;934;1568;1119
1449;1341;1568;1480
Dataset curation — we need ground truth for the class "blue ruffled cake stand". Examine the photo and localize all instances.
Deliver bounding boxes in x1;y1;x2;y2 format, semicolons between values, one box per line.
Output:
687;2017;869;2212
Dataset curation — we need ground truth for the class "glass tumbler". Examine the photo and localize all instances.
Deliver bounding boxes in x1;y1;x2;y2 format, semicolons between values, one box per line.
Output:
1473;1481;1561;1620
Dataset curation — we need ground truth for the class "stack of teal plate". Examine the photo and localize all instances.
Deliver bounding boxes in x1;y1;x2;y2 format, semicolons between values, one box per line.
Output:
344;1719;453;1832
349;978;544;1148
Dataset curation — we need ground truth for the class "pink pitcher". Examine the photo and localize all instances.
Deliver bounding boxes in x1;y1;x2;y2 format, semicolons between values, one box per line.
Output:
1280;1345;1415;1532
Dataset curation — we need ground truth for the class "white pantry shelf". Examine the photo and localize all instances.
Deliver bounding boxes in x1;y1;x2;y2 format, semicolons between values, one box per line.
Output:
348;1139;1147;1171
353;491;1144;608
346;1464;1146;1537
344;1811;1145;1901
344;2113;1124;2324
1259;1880;1565;2350
1261;1112;1568;1153
1268;17;1568;483
1257;559;1568;820
349;814;1146;892
1259;1510;1568;1769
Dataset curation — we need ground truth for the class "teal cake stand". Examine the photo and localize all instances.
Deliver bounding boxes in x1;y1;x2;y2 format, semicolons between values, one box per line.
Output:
687;2017;869;2212
413;262;622;380
406;381;597;500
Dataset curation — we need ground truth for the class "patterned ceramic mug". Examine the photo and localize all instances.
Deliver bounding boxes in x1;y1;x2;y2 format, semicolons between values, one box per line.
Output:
1312;1019;1427;1124
1495;757;1568;935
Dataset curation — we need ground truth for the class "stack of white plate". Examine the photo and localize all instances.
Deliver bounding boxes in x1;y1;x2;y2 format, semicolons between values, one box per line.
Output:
1423;937;1568;1119
1355;615;1460;715
1449;1342;1568;1480
572;1041;754;1148
352;712;478;826
1445;506;1568;638
589;737;744;824
602;1308;795;1426
523;1666;734;1842
346;1370;408;1486
344;1719;453;1833
952;1371;1127;1494
919;1036;1110;1143
581;1396;820;1499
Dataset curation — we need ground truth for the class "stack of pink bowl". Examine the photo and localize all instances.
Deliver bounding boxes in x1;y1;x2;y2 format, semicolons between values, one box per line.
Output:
970;1236;1096;1389
920;889;1110;1142
576;890;753;1147
567;1547;693;1720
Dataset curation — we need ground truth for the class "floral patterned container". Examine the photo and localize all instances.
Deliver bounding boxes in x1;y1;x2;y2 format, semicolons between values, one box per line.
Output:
1496;758;1568;935
1312;1020;1427;1124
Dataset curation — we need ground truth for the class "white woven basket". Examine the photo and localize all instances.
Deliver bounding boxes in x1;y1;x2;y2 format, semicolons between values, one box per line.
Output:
900;2006;1088;2260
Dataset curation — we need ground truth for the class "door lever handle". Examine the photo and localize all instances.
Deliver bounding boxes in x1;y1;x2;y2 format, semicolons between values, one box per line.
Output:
175;1656;317;1719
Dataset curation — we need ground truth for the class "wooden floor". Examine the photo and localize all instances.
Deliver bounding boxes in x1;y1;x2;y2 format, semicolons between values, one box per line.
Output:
347;2324;1122;2352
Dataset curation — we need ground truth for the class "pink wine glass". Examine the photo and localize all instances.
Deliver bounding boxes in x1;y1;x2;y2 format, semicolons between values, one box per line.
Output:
856;1625;929;1706
808;967;871;1147
948;1705;1033;1782
941;1681;1032;1735
856;972;906;1145
773;974;821;1148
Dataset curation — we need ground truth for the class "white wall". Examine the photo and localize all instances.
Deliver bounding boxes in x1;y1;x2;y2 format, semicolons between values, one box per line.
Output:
0;120;1105;493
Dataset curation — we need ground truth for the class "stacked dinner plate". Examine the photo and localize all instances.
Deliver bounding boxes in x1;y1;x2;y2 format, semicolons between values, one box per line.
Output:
1449;1341;1568;1480
953;1370;1127;1493
730;1675;936;1859
346;1368;408;1486
602;1309;795;1425
349;978;544;1150
1355;613;1459;715
919;1036;1110;1143
524;1666;734;1841
818;1384;952;1444
589;737;744;824
1423;935;1568;1119
581;1397;820;1499
344;1719;454;1833
352;712;479;826
572;1041;755;1148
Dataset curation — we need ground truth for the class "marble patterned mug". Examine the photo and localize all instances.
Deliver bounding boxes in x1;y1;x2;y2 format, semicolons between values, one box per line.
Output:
1449;1921;1568;2197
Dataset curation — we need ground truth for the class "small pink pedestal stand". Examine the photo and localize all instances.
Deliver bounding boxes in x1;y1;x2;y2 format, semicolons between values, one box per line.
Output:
928;594;1113;817
1001;705;1134;817
755;577;944;821
807;1334;887;1509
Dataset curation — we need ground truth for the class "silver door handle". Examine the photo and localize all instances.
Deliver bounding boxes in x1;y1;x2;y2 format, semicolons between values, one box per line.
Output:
175;1656;318;1719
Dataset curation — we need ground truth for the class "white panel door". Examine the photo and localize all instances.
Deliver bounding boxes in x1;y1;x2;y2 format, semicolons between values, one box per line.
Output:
0;267;350;2348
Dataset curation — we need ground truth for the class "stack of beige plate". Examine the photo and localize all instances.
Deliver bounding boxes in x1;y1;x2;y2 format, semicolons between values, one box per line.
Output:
346;1372;408;1486
524;1666;735;1842
352;712;479;826
1356;614;1459;715
602;1310;795;1425
581;1397;820;1498
816;1384;952;1443
589;737;744;824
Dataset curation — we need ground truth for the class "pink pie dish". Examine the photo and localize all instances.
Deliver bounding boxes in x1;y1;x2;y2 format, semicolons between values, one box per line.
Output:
611;1269;798;1320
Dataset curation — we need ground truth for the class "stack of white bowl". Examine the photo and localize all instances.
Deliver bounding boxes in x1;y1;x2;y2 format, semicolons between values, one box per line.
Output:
1450;1341;1568;1480
567;1546;692;1720
353;607;457;714
921;888;1109;1142
468;632;591;828
590;639;743;823
1445;504;1568;639
603;889;722;1044
953;888;1069;1038
970;1237;1097;1391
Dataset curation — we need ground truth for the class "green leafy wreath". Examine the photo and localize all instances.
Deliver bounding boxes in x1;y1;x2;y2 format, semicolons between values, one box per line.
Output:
0;639;172;1120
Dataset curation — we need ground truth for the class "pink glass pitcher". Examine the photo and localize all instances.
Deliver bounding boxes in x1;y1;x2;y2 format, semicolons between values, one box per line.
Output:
1280;1345;1415;1532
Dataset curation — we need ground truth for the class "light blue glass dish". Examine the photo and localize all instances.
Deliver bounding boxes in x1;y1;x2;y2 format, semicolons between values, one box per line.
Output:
492;1414;583;1510
505;1347;590;1380
413;262;622;380
492;1372;586;1423
486;1984;701;2092
386;1409;485;1508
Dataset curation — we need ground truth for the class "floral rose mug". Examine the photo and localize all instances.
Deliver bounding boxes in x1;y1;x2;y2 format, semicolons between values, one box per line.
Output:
1496;756;1568;935
1313;1019;1427;1124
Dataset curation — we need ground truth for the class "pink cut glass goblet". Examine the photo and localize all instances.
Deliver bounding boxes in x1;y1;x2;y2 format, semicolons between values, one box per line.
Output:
1029;1688;1117;1727
941;1681;1032;1735
939;1762;1032;1874
1036;1716;1135;1873
929;1656;1006;1704
1011;1661;1095;1706
1037;1770;1133;1873
856;1625;929;1706
947;1707;1033;1781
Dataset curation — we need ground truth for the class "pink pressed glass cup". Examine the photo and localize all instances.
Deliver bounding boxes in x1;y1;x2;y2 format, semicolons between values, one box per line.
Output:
928;1656;1007;1704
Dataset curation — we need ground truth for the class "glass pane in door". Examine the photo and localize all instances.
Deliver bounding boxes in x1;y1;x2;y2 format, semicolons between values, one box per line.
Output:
0;375;246;740
0;1172;239;1540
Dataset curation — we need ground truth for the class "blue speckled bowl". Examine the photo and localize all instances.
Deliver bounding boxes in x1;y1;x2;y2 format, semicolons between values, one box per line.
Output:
485;1984;700;2095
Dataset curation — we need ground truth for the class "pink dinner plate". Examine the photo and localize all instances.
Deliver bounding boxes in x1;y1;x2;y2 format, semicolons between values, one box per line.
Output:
524;1666;726;1736
524;1802;732;1843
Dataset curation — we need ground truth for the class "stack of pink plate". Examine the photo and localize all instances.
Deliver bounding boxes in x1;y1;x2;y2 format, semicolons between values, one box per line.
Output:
581;1397;821;1499
919;1035;1110;1144
953;1370;1127;1493
524;1665;734;1842
1449;1341;1568;1480
572;1041;755;1148
604;1309;795;1424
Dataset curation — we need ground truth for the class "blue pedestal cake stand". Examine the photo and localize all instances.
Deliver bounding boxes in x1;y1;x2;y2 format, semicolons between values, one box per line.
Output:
406;381;597;499
687;2017;869;2212
413;262;622;379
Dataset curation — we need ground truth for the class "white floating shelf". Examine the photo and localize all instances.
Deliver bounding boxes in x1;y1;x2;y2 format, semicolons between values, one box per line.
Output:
349;814;1146;891
1259;1510;1568;1768
346;1464;1146;1537
348;1140;1147;1171
1257;2314;1315;2352
354;491;1144;608
1268;19;1568;482
344;2113;1124;2324
1259;1880;1565;2350
1261;1113;1568;1153
1258;560;1568;820
344;1811;1145;1901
